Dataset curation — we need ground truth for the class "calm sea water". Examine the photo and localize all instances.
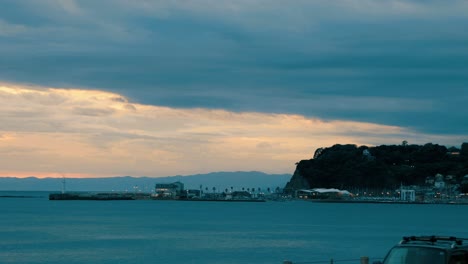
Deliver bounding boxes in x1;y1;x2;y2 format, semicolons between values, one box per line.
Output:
1;191;468;264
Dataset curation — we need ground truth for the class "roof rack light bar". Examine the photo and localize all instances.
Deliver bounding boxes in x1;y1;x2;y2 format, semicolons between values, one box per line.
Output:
401;236;468;245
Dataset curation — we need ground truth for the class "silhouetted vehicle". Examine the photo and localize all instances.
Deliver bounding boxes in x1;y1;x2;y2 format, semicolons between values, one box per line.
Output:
377;236;468;264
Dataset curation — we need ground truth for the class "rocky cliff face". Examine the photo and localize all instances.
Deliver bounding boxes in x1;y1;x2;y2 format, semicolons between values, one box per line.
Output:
284;167;310;192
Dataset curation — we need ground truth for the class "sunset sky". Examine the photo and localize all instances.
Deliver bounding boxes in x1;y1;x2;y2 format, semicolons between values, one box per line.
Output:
0;0;467;178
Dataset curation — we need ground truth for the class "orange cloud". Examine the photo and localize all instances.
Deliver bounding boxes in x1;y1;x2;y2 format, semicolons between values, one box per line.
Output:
0;83;463;178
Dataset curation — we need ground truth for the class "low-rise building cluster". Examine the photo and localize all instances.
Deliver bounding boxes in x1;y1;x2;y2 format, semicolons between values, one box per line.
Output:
152;181;284;201
294;173;468;203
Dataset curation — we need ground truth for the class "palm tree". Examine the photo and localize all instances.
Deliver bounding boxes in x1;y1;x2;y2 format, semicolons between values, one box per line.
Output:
230;186;234;193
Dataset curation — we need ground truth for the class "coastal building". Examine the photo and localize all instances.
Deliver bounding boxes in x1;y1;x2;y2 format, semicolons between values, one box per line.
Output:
425;176;435;185
296;188;352;200
154;182;184;198
400;189;416;202
434;174;446;189
362;149;375;161
231;191;252;199
186;189;201;199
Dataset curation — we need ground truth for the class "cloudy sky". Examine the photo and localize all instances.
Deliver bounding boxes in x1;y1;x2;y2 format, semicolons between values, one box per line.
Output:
0;0;467;178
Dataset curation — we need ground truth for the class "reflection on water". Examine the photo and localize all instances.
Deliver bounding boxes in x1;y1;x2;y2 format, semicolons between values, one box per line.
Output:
1;191;468;264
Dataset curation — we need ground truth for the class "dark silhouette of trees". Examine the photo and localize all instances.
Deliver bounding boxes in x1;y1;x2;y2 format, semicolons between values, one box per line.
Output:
289;143;468;190
461;143;468;157
313;148;324;159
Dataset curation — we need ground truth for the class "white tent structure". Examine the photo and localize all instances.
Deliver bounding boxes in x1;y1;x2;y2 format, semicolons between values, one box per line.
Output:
296;188;352;199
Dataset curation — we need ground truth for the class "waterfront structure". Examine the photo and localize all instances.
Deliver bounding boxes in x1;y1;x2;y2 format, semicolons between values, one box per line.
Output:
295;188;352;200
154;182;184;198
49;192;134;200
226;191;252;200
400;189;416;202
186;189;202;199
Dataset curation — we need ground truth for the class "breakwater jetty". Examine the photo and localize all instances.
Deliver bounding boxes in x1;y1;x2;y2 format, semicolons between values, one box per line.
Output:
49;192;135;200
48;192;266;202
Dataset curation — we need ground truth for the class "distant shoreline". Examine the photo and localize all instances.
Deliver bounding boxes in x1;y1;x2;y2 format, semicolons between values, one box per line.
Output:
303;199;468;205
0;195;45;198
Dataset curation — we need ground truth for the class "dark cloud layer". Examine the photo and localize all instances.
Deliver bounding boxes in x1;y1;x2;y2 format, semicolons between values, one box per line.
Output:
1;0;467;135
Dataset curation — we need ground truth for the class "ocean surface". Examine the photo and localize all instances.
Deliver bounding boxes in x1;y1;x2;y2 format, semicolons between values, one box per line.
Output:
1;191;468;264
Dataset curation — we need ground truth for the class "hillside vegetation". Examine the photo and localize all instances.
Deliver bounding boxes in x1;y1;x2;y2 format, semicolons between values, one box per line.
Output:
285;142;468;192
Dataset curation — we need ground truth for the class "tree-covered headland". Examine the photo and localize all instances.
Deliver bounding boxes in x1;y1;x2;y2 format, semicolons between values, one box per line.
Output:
285;142;468;193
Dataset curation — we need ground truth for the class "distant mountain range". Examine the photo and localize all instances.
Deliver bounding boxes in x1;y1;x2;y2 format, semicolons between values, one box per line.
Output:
0;171;291;192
